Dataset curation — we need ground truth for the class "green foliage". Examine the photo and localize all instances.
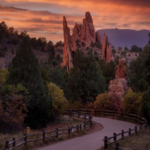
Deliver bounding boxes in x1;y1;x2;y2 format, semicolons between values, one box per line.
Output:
68;49;106;103
11;49;15;54
95;42;102;49
99;59;116;88
0;69;9;86
112;49;116;57
86;46;89;51
7;37;52;128
47;82;68;115
123;89;143;115
128;45;150;92
41;65;68;99
121;51;126;57
114;55;119;65
124;46;128;51
118;47;122;51
94;92;112;109
0;48;6;58
130;45;142;52
81;41;86;47
142;87;150;123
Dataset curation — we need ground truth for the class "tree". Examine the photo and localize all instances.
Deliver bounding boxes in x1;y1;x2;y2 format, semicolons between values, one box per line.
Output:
68;49;106;103
0;69;9;86
123;89;143;115
118;47;122;51
130;45;142;52
128;45;150;92
7;37;52;128
112;49;116;57
47;82;68;115
124;46;128;51
142;87;150;123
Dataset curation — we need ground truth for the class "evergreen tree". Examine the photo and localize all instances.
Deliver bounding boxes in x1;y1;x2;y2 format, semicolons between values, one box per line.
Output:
7;37;52;128
68;49;106;103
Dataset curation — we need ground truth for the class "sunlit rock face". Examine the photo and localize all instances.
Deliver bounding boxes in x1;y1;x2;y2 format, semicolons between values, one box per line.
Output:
109;58;128;112
72;11;96;46
62;12;114;71
102;32;113;63
62;16;74;71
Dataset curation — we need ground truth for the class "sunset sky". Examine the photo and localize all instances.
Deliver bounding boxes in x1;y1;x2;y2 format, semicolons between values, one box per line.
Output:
0;0;150;43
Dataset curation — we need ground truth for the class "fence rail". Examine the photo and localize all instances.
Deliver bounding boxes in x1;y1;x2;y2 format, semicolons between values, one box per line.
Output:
5;111;93;150
67;109;147;150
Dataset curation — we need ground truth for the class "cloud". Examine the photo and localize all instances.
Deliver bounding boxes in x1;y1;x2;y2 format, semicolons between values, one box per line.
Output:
0;0;150;42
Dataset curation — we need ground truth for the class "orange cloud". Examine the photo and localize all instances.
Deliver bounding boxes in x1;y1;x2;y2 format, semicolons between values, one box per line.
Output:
1;0;150;42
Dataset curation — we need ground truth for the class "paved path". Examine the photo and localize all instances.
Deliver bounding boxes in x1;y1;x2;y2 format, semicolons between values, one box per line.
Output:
38;117;136;150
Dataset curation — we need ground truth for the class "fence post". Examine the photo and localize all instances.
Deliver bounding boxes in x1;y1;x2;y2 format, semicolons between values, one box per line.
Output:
84;122;86;130
129;128;131;135
95;108;96;116
116;143;119;150
85;114;86;120
12;138;15;148
24;134;27;145
122;130;124;139
5;141;9;150
78;112;80;118
56;128;58;138
80;124;82;130
68;127;70;134
104;136;108;150
77;125;79;131
140;125;142;130
90;121;92;128
43;130;45;143
135;126;137;134
113;133;116;142
103;108;105;117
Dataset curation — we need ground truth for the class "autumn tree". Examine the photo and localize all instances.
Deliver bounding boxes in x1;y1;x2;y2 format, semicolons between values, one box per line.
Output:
47;82;68;115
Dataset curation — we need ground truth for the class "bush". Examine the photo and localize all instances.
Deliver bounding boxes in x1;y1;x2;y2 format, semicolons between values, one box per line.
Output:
47;82;68;115
94;93;113;109
142;87;150;123
123;89;143;115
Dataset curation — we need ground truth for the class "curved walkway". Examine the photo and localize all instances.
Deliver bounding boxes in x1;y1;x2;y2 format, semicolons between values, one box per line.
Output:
38;117;136;150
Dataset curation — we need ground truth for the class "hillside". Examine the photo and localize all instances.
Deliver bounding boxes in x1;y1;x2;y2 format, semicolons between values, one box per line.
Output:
98;28;150;48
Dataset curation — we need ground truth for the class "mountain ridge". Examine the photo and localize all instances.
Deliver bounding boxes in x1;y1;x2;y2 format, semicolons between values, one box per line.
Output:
98;28;150;48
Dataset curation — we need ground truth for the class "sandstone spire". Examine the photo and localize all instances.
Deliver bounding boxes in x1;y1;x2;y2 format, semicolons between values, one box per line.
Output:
102;32;113;62
96;31;101;43
62;16;73;71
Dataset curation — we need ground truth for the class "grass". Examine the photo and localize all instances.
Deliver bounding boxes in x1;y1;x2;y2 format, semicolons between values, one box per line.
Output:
100;126;150;150
0;116;91;150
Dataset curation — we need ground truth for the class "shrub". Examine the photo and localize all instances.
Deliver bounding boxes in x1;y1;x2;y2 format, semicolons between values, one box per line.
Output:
47;82;68;115
123;89;143;115
94;93;112;109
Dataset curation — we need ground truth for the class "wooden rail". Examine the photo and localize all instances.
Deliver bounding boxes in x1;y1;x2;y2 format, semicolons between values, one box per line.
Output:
67;109;147;150
5;112;93;150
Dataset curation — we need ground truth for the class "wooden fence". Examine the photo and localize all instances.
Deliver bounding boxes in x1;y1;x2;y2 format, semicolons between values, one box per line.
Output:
67;109;147;150
5;111;93;150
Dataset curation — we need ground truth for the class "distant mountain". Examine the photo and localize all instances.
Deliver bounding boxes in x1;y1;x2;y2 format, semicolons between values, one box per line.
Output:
98;28;150;49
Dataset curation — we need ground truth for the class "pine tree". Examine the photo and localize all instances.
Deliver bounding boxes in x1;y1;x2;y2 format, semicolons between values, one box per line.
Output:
7;37;52;128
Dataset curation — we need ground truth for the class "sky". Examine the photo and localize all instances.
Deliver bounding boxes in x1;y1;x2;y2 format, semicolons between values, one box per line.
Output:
0;0;150;43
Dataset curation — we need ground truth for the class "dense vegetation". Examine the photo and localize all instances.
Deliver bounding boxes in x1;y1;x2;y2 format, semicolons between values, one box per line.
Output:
0;21;150;133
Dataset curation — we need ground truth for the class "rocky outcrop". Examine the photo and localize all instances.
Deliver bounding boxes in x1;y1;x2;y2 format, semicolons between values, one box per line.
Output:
109;58;128;112
102;32;113;62
96;31;101;43
62;16;74;71
72;12;96;46
115;58;127;79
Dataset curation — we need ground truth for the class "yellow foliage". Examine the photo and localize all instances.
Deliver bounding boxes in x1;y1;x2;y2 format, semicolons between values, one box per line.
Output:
47;82;68;115
94;92;110;109
0;68;9;85
123;89;143;115
67;100;84;109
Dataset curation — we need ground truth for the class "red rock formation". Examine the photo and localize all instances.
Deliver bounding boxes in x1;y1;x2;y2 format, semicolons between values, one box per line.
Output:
109;58;128;112
115;58;127;79
72;12;96;46
96;31;101;43
62;16;74;71
102;33;113;62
